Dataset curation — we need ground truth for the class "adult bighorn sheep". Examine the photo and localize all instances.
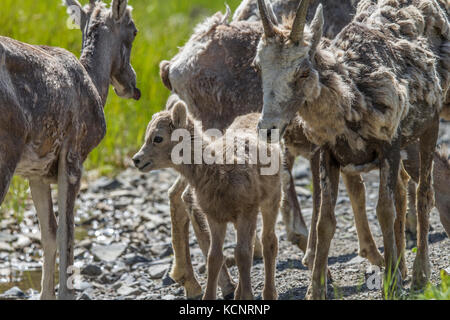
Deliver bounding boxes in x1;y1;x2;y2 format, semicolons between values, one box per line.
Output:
158;0;387;299
255;0;449;298
0;0;140;299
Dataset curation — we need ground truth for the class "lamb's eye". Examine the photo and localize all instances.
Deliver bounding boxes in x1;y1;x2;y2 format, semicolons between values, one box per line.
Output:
154;136;163;144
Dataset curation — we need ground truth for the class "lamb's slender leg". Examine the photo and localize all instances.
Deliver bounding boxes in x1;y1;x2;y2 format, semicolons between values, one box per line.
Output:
203;219;227;300
234;213;257;300
182;186;236;299
302;151;321;269
412;120;439;290
308;148;340;300
57;146;81;300
281;148;308;252
260;194;280;300
394;165;409;279
30;179;57;300
168;176;202;299
342;173;384;267
377;147;403;298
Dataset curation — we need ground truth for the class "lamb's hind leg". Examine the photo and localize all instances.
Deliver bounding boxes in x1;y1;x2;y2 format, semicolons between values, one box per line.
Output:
182;186;236;299
168;176;202;299
30;179;57;300
342;173;384;267
412;119;439;291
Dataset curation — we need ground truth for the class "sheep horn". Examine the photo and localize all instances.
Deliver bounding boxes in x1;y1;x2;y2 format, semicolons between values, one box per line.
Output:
290;0;310;44
258;0;275;38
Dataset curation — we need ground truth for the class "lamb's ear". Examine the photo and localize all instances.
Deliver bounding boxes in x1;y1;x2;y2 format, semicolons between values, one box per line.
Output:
63;0;87;29
309;4;324;60
112;0;128;22
171;101;188;128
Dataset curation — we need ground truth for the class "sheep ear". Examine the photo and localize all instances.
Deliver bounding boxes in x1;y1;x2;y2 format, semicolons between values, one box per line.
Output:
159;60;173;91
309;4;324;59
171;101;188;128
112;0;128;21
63;0;87;29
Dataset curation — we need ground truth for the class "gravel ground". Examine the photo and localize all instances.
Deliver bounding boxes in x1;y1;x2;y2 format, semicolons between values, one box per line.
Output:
0;123;449;300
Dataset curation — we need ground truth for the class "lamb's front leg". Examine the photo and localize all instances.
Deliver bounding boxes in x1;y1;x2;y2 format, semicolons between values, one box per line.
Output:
57;148;81;300
203;219;227;300
30;179;58;300
182;186;236;299
308;148;340;300
168;176;202;299
377;152;403;298
342;173;384;267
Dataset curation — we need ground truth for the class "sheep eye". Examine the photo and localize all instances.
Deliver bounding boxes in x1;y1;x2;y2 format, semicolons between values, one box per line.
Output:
299;70;310;78
154;136;163;144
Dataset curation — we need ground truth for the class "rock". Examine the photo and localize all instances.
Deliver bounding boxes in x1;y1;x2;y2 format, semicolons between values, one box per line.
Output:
124;254;150;266
0;231;15;242
90;177;123;192
162;294;177;300
79;292;92;300
345;255;366;265
0;242;13;252
13;235;31;249
162;269;176;287
149;264;170;279
1;287;26;299
92;243;127;262
117;285;142;296
81;264;103;277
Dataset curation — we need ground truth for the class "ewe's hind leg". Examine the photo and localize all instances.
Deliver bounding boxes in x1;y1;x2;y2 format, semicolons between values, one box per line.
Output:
234;213;258;300
30;179;57;300
0;137;24;205
168;176;202;299
308;148;340;300
412;120;439;290
342;173;384;267
281;148;308;252
394;165;409;279
406;181;418;242
203;219;227;300
377;146;403;298
302;151;320;269
260;194;281;300
182;186;236;299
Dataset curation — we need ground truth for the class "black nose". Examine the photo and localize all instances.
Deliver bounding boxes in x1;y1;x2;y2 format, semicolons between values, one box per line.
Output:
133;158;141;167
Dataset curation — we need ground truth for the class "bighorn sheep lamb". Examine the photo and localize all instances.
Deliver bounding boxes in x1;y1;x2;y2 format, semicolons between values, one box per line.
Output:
0;0;140;299
255;0;450;298
133;103;282;300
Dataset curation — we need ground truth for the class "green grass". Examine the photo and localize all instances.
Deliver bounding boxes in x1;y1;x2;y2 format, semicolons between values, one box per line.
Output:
415;271;450;300
0;0;241;213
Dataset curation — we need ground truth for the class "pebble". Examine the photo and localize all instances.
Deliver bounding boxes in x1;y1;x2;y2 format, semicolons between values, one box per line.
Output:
149;264;170;280
81;264;103;277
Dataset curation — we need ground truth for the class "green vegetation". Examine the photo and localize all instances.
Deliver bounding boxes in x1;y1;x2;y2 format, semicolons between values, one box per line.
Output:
415;271;450;300
0;0;241;212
